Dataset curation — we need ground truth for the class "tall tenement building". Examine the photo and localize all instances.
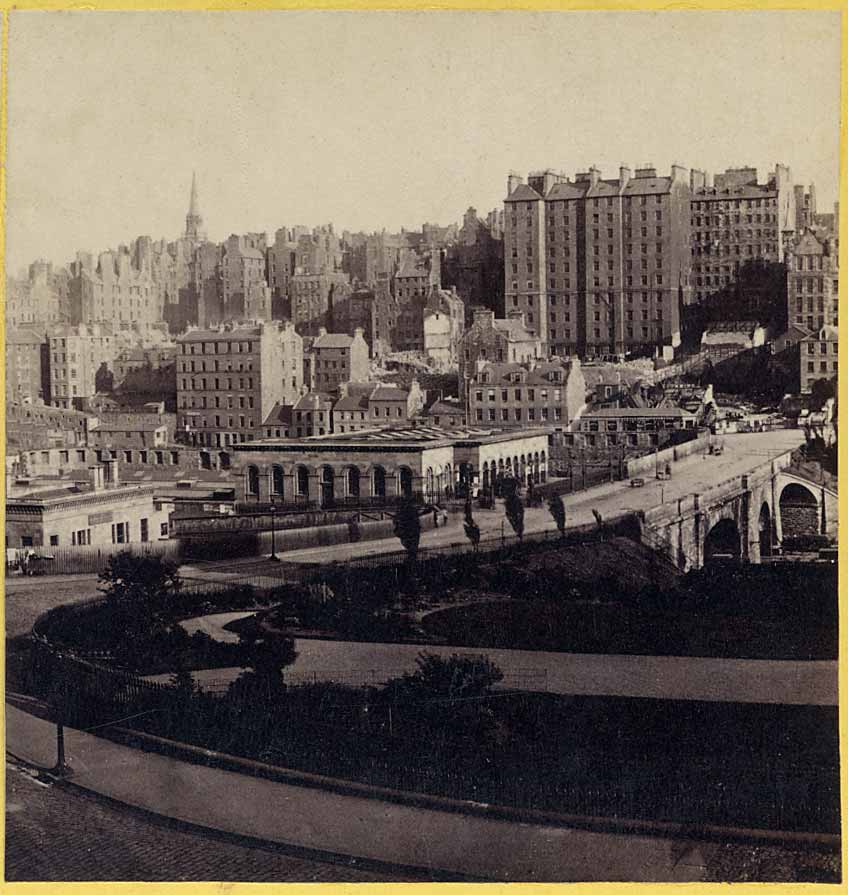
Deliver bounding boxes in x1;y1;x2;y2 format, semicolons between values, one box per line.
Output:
786;228;839;331
504;165;691;359
176;321;303;448
689;165;795;324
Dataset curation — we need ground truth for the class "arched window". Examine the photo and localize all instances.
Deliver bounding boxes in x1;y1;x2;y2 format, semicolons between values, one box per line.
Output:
347;466;360;499
272;464;284;497
399;466;414;498
246;465;260;498
296;466;310;498
373;465;387;499
321;466;335;507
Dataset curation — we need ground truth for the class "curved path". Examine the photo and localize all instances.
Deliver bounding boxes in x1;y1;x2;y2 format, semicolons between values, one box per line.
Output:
6;704;707;882
147;636;837;706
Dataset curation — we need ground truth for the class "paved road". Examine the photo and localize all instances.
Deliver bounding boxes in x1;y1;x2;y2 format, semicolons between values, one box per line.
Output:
6;721;836;884
6;761;417;882
5;430;806;597
6;704;708;882
146;636;837;706
237;429;806;568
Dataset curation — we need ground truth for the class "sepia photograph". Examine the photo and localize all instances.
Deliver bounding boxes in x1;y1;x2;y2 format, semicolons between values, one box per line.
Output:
3;8;841;884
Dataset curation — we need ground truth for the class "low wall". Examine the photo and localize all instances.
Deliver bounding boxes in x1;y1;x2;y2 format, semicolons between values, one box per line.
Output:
624;434;712;480
11;514;439;575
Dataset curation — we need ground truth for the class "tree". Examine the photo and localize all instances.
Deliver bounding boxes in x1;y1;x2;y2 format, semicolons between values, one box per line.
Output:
502;476;524;542
592;509;606;541
228;631;297;705
393;498;422;563
98;552;181;611
547;494;567;538
383;652;504;701
463;500;481;551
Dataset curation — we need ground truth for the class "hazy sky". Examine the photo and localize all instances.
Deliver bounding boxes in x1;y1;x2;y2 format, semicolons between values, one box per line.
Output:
6;9;841;274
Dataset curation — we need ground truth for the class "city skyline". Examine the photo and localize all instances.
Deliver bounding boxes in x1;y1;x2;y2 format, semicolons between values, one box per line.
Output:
6;9;840;273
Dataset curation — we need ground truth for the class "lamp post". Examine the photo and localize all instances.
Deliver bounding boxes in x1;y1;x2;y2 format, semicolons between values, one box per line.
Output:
270;505;279;561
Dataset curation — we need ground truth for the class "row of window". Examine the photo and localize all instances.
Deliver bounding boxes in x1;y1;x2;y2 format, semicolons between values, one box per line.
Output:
180;378;255;391
180;341;254;355
806;342;838;354
692;197;776;210
180;360;255;373
474;407;562;422
182;414;255;429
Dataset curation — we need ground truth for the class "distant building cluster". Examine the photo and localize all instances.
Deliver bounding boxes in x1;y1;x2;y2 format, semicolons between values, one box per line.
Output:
6;158;838;493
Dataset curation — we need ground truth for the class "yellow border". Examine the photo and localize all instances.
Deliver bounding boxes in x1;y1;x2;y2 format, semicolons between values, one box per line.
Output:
0;4;845;895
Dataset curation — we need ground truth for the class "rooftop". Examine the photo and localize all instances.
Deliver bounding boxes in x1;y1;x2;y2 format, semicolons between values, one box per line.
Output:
234;424;553;452
312;333;354;349
581;407;696;419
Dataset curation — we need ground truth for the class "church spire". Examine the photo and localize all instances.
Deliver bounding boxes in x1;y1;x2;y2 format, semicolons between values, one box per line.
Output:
185;172;206;243
189;171;199;217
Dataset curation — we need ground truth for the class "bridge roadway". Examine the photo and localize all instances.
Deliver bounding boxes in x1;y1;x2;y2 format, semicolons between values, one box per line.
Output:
182;428;805;573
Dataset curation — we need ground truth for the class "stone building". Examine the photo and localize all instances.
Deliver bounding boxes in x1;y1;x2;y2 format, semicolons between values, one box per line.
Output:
443;207;505;317
423;287;465;369
287;392;335;438
800;325;838;393
306;328;369;393
290;272;351;336
233;424;552;505
6;260;69;330
392;252;442;353
504;165;692;359
6;328;48;404
459;308;543;383
347;231;412;286
332;380;426;433
468;358;585;432
221;235;268;320
48;323;115;409
5;465;172;549
690;165;795;325
786;228;838;331
176;321;303;448
568;406;698;449
70;249;157;333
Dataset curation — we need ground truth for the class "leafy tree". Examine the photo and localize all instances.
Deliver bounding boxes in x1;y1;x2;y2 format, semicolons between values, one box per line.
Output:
393;498;422;563
592;509;606;541
228;631;297;705
463;500;481;551
502;476;524;542
810;376;837;412
382;652;503;701
98;552;181;611
547;494;567;538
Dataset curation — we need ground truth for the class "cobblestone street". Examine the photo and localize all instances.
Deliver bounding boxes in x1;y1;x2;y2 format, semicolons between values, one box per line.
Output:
5;762;418;882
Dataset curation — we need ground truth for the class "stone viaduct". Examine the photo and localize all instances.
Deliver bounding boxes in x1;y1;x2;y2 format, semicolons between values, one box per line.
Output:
639;450;837;571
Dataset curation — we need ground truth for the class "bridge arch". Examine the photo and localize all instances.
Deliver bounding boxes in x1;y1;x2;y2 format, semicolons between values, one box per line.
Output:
778;482;820;538
704;517;741;562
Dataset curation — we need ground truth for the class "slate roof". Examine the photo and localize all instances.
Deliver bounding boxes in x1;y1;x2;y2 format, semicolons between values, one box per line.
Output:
312;333;354;349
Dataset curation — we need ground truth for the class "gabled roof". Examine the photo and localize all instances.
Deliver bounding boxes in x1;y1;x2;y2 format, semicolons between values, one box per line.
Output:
505;183;543;203
622;177;672;196
426;400;464;416
312;333;353;349
492;317;537;341
334;393;370;412
262;402;293;426
369;385;408;401
805;325;838;341
293;392;334;411
396;254;429;279
546;181;590;201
